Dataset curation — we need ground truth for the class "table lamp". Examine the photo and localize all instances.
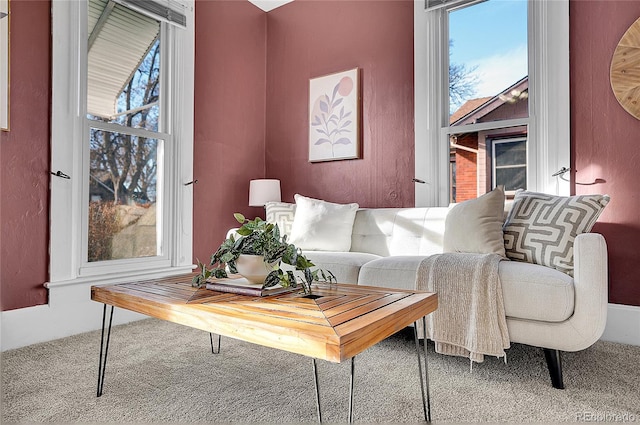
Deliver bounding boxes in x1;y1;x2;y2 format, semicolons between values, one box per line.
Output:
249;179;281;207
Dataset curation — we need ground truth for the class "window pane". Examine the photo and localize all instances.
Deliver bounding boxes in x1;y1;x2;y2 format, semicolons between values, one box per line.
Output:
496;166;526;191
449;128;527;202
88;128;161;262
448;0;528;123
449;131;479;203
495;140;526;166
87;0;160;130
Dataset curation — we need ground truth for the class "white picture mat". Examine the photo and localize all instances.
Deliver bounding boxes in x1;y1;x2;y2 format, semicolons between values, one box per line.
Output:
308;67;360;162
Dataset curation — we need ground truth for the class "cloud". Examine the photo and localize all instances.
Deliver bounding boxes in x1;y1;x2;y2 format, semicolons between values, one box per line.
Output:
469;44;528;98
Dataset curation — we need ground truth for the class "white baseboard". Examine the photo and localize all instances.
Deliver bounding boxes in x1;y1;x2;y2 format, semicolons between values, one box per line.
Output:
2;294;639;352
0;283;146;352
601;303;640;346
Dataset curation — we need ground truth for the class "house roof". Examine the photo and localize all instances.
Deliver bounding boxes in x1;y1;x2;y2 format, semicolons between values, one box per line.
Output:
449;76;529;126
87;0;160;119
449;97;492;124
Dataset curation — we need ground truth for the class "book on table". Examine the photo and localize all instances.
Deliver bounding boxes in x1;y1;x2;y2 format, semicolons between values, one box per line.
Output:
205;274;299;297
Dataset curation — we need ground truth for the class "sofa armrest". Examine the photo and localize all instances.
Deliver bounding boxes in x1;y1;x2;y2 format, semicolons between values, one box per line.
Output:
570;232;609;348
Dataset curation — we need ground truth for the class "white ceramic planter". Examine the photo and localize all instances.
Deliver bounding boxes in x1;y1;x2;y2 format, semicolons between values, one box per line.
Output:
235;254;275;284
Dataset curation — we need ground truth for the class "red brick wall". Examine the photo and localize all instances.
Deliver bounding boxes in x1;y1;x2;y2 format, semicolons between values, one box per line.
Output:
453;134;478;202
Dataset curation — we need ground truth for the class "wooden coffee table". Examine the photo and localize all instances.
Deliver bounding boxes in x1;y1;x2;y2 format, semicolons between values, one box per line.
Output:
91;274;438;422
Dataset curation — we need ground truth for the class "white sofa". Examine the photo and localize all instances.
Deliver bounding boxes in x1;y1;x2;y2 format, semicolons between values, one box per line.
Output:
269;200;609;389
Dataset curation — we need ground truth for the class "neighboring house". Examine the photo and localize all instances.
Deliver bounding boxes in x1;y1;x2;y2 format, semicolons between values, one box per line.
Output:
89;170;116;202
449;76;529;202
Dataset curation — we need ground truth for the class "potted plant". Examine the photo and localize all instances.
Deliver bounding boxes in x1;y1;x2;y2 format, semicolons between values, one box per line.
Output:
192;213;335;295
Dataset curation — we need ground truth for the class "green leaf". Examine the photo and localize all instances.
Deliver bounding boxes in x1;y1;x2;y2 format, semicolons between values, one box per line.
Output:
296;255;315;270
264;271;281;288
237;225;252;236
286;271;297;288
212;268;228;279
219;252;236;263
304;268;313;284
234;213;245;223
228;261;238;274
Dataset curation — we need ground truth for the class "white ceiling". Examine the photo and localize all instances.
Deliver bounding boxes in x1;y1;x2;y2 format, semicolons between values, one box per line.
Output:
248;0;294;12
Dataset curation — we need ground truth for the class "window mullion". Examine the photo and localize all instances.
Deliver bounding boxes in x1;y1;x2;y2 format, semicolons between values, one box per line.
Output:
415;6;450;207
87;119;169;141
528;0;570;196
426;0;486;12
444;117;531;136
50;0;86;284
159;23;174;265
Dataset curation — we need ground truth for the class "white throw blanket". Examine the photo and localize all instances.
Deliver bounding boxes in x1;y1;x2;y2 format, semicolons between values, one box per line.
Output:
415;253;510;363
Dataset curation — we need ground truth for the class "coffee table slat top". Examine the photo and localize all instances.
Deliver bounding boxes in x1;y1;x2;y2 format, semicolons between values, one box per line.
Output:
91;274;437;363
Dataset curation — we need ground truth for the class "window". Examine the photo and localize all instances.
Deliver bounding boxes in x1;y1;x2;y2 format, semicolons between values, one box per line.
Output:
414;0;569;206
86;2;164;263
492;137;527;193
49;0;194;286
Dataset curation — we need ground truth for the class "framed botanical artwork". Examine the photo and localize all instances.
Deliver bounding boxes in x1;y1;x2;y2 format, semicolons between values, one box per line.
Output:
1;0;8;131
308;68;360;162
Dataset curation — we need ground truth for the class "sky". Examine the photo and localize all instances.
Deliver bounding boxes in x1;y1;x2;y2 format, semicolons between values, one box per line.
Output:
449;0;528;100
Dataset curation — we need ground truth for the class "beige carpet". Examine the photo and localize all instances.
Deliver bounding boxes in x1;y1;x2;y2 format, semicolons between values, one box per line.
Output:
2;318;639;423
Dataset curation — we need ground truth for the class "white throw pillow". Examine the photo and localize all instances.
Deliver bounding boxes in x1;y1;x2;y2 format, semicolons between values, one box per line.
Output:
443;186;507;257
265;201;296;238
288;194;359;251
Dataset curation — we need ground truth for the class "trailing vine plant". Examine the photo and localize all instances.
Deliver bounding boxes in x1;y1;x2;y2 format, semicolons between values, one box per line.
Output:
192;213;335;294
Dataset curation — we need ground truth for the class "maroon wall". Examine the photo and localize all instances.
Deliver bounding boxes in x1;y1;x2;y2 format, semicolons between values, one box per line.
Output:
192;0;267;265
571;0;640;307
2;0;640;312
0;0;50;310
264;0;415;207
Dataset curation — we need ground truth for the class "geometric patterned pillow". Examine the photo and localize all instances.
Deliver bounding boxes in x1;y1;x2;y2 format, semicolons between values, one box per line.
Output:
503;190;610;276
265;201;297;238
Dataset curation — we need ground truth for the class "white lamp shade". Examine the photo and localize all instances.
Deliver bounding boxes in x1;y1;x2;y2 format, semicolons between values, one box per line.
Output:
249;179;281;206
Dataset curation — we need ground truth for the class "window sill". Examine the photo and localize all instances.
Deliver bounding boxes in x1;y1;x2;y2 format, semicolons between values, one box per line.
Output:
44;265;196;289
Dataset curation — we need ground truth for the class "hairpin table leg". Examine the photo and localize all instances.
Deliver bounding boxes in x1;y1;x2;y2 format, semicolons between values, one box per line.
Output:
414;316;431;422
348;356;355;423
97;304;114;397
312;358;322;423
209;333;221;354
311;355;356;423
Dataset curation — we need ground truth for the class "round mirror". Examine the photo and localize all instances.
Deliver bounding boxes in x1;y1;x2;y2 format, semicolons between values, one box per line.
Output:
610;17;640;120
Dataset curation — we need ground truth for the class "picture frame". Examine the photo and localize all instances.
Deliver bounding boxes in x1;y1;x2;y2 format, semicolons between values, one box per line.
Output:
1;0;8;131
308;68;360;162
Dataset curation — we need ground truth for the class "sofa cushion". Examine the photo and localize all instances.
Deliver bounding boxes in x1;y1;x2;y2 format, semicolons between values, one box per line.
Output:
289;194;359;251
351;207;450;256
499;260;574;322
358;256;427;290
503;190;610;275
265;201;296;238
443;186;506;257
358;256;574;323
302;251;382;284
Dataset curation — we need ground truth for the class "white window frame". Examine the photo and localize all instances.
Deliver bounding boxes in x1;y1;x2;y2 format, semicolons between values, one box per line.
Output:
48;0;195;288
414;0;570;207
491;136;527;194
